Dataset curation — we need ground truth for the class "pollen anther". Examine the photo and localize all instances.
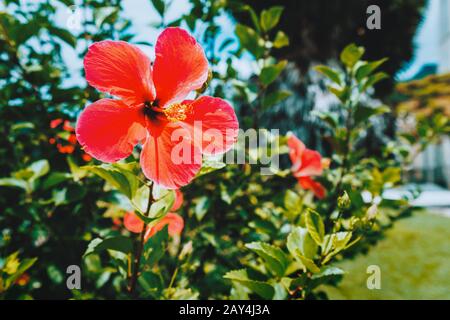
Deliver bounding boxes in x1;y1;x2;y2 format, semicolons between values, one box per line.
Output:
163;103;191;122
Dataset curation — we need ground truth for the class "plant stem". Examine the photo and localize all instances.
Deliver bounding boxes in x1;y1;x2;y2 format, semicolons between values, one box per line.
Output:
128;182;154;294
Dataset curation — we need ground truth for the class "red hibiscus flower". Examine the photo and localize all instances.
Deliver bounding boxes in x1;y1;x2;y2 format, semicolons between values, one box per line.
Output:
76;27;239;189
287;133;327;199
123;211;184;240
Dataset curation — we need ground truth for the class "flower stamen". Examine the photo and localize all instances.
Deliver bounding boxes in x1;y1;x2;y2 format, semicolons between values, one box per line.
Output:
163;102;191;122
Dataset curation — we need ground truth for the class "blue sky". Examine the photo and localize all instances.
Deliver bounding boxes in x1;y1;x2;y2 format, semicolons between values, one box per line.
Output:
396;0;440;80
22;0;440;84
120;0;441;82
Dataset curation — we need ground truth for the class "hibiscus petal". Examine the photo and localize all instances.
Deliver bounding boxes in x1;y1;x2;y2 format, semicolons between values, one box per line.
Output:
294;148;323;177
171;189;184;211
76;99;146;162
123;212;144;233
140;123;202;189
153;28;208;107
298;177;326;199
84;41;155;106
183;96;239;155
287;134;306;172
144;213;184;240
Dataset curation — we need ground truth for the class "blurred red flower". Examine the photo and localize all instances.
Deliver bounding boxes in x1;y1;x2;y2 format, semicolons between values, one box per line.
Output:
56;143;75;154
144;213;184;240
81;153;92;162
123;211;184;240
287;133;327;199
15;273;30;286
50;118;63;129
68;134;77;145
76;27;238;189
63;120;75;132
123;212;144;233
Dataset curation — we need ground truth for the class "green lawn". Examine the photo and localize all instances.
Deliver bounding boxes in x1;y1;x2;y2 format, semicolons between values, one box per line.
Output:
321;211;450;299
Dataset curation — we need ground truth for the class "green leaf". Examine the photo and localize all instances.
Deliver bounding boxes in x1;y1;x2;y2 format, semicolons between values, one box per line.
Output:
262;90;291;109
305;209;325;246
314;111;339;129
84;236;133;257
260;60;287;86
287;226;318;260
41;172;71;190
196;157;226;178
246;242;289;277
235;24;264;58
332;231;352;249
340;43;365;69
315;65;342;85
144;225;169;266
84;164;141;199
360;72;388;92
138;271;163;297
310;267;345;286
354;104;390;125
151;0;165;16
224;269;274;299
382;167;401;186
295;251;320;273
48;26;76;47
194;196;210;221
239;4;260;32
322;233;359;264
67;156;88;182
284;190;302;214
260;6;284;32
0;178;29;193
29;160;50;181
355;58;388;82
328;85;349;103
273;31;289;48
11;122;34;132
